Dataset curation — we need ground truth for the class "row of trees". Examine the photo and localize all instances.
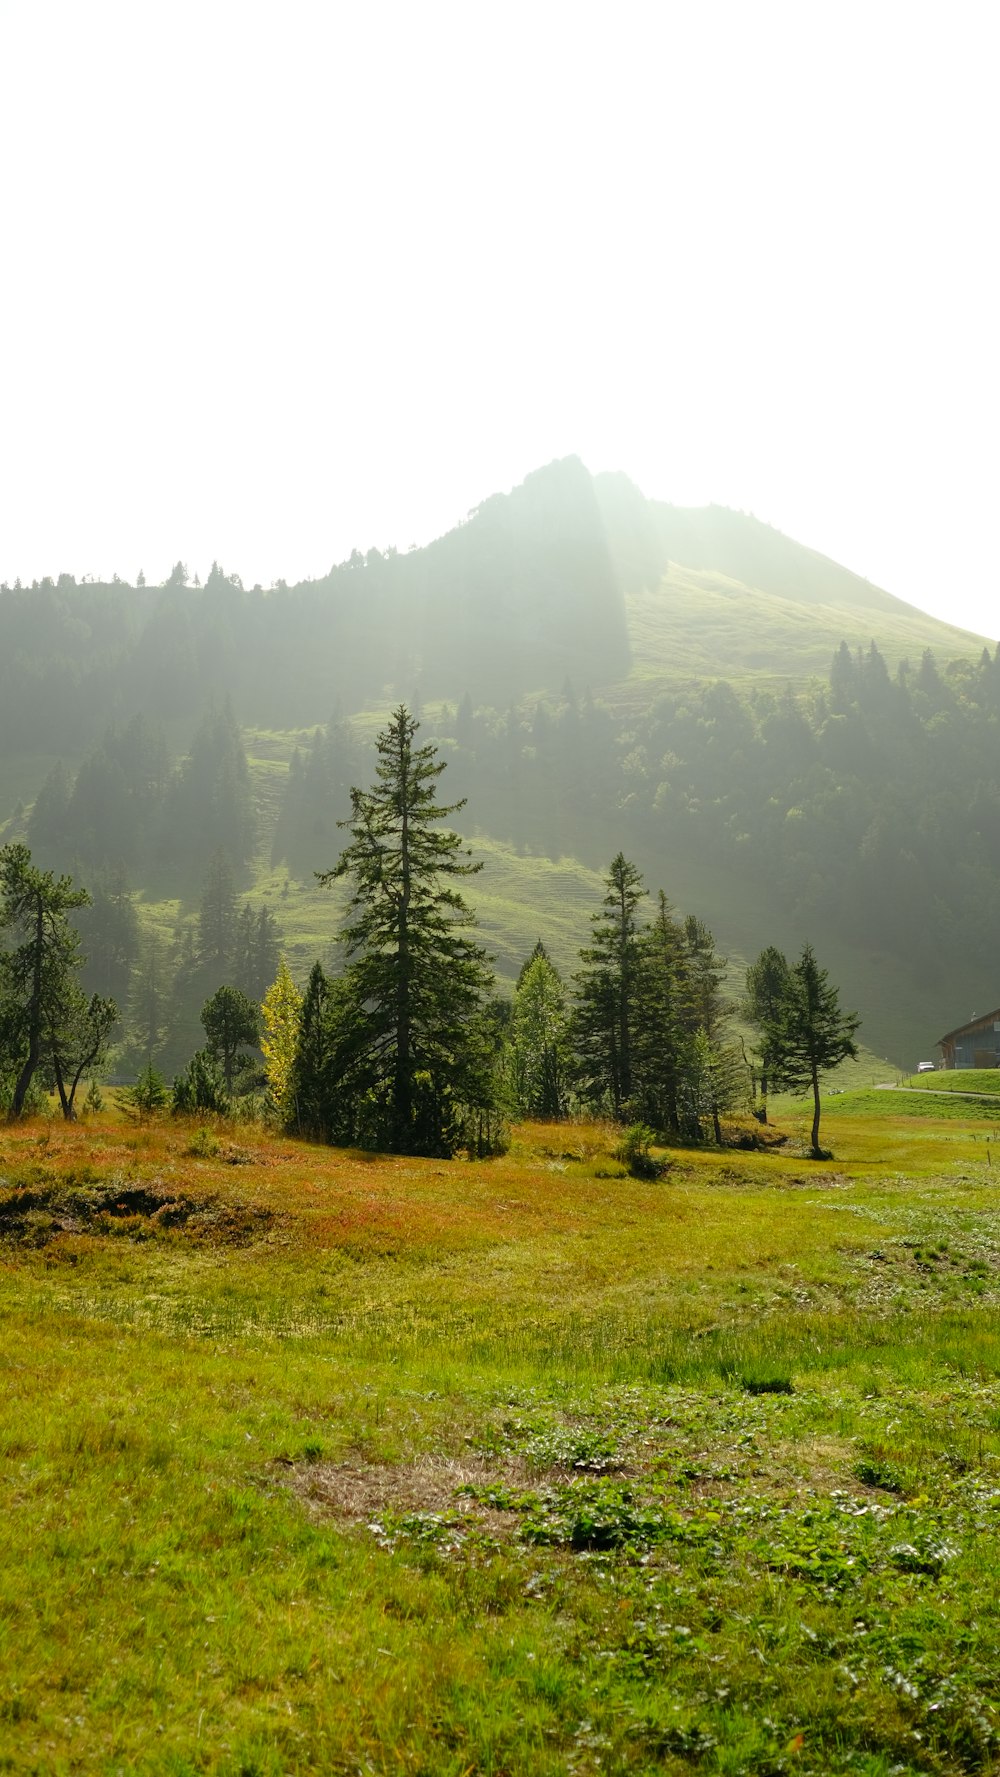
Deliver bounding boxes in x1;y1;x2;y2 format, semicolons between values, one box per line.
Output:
275;709;858;1158
2;709;858;1154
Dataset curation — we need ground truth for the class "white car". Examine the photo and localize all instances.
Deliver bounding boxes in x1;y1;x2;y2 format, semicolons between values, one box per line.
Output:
916;1061;936;1074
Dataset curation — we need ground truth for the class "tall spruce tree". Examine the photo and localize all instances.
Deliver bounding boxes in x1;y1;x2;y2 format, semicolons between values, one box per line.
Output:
631;891;687;1135
743;946;791;1123
508;944;570;1118
761;942;860;1156
573;853;646;1118
318;706;494;1155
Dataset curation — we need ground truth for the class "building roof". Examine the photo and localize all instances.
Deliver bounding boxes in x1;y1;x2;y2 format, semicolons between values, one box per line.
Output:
938;1007;1000;1046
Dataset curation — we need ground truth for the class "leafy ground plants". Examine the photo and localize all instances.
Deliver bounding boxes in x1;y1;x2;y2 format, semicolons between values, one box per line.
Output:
3;1106;1000;1772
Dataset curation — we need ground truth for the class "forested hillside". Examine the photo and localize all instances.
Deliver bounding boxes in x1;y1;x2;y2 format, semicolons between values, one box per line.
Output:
1;458;994;1070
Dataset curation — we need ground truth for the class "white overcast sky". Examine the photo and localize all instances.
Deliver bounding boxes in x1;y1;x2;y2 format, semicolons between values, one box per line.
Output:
1;1;997;636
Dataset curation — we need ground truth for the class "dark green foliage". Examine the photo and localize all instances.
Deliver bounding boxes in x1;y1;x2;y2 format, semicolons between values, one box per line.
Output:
630;892;687;1135
572;862;741;1143
233;904;280;1004
0;843;90;1118
614;1123;666;1179
198;851;238;973
573;854;646;1118
507;947;570;1117
315;707;497;1156
121;1061;170;1114
288;963;335;1141
75;875;140;1005
46;989;118;1122
200;985;260;1098
743;946;791;1121
271;718;364;877
162;704;255;875
172;1049;228;1115
756;942;860;1154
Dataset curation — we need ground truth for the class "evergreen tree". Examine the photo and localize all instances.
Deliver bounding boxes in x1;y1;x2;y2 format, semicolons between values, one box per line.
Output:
126;931;172;1066
76;874;139;1005
200;984;260;1098
508;946;570;1118
762;943;860;1155
0;843;90;1117
289;962;336;1140
631;890;687;1134
573;854;646;1118
675;1029;749;1143
678;915;729;1142
251;906;280;1001
26;763;72;866
199;851;237;971
318;705;495;1155
743;946;791;1123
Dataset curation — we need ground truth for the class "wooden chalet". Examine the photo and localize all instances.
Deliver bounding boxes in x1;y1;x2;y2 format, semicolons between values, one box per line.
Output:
938;1008;1000;1070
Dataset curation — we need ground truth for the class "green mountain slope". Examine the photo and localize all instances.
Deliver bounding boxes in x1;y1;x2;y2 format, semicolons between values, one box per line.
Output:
2;458;994;1078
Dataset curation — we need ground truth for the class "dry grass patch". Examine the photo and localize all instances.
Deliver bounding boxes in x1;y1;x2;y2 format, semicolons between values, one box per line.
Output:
294;1452;523;1533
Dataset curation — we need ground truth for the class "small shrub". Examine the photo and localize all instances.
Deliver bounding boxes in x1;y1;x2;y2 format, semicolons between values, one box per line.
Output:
854;1456;905;1493
120;1063;170;1117
615;1123;667;1179
186;1127;220;1159
173;1051;229;1116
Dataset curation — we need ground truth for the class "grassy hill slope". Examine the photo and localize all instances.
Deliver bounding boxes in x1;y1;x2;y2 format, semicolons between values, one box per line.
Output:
4;1105;1000;1771
623;563;983;690
3;460;992;1078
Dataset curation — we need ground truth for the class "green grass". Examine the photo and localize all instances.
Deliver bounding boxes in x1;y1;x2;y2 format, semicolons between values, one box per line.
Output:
4;1107;1000;1772
901;1069;1000;1095
620;564;984;693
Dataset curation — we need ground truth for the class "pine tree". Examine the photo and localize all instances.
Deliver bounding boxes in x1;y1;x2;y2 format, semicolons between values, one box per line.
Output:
678;915;730;1142
0;843;90;1117
200;984;260;1098
318;706;495;1155
631;890;686;1134
508;947;570;1118
232;902;280;1003
743;946;791;1123
46;988;119;1121
763;942;860;1156
289;962;335;1140
199;851;237;971
572;854;646;1118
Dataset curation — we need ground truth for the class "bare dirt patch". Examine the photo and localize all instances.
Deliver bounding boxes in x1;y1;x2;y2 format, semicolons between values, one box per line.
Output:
0;1176;277;1247
292;1454;522;1535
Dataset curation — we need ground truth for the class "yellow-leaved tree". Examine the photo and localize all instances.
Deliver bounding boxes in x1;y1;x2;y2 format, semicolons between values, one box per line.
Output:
261;957;302;1126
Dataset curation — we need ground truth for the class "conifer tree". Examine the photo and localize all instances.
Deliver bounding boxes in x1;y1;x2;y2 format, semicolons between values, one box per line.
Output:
573;854;646;1118
743;946;790;1123
200;984;260;1098
0;843;90;1118
761;942;860;1156
289;962;334;1139
199;851;237;971
318;706;494;1155
631;891;687;1134
508;945;570;1118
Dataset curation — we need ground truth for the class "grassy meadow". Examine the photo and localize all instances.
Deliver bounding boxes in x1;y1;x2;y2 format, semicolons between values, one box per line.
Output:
3;1096;1000;1775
